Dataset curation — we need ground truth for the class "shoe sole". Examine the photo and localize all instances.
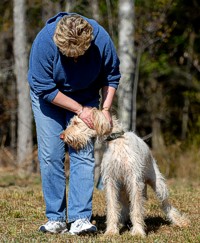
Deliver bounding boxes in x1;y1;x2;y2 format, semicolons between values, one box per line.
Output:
39;228;67;234
69;227;97;236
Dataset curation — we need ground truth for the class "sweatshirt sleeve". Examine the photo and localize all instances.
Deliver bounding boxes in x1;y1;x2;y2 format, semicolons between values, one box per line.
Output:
28;29;59;102
102;38;121;89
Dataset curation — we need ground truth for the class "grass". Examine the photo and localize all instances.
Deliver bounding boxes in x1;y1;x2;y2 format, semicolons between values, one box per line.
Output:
0;168;199;243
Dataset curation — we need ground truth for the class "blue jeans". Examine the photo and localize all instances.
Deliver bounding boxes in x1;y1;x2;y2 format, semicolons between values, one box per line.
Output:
30;90;98;223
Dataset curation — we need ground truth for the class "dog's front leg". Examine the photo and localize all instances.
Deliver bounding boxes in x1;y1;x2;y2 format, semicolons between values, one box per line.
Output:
129;180;146;237
104;179;120;235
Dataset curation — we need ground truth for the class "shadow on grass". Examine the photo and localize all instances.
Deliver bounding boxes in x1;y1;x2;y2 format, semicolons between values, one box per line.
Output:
91;214;170;235
92;215;107;233
145;216;170;234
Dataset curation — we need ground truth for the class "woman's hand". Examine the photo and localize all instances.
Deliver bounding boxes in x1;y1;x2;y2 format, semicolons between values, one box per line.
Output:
79;106;94;129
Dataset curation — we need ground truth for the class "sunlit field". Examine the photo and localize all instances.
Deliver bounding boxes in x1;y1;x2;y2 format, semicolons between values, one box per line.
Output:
0;168;199;243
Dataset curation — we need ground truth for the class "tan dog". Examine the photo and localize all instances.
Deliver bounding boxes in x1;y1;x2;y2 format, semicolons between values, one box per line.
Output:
60;108;112;150
61;108;190;237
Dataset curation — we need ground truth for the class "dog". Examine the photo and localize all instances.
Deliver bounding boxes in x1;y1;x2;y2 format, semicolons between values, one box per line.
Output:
61;108;190;237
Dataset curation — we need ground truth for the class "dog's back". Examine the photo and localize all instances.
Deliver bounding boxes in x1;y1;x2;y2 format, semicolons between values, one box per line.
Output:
101;131;152;185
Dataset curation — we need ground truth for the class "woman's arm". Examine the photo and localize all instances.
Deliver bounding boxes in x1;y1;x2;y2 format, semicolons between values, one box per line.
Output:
52;91;94;128
101;86;116;126
52;91;83;115
101;86;116;110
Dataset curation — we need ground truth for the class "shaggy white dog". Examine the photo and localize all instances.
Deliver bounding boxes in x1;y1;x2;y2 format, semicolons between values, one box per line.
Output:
61;108;190;237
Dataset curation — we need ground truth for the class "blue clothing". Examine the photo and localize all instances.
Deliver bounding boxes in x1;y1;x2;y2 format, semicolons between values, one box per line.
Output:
28;12;121;224
30;90;98;222
28;12;121;103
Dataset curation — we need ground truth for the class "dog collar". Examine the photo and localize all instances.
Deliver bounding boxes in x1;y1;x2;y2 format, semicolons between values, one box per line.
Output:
105;131;125;141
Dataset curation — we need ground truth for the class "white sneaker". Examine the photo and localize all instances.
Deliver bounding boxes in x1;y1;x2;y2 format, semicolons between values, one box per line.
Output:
39;221;67;233
69;218;97;235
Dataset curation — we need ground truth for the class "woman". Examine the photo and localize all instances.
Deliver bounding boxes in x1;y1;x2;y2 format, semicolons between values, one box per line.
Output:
28;12;121;235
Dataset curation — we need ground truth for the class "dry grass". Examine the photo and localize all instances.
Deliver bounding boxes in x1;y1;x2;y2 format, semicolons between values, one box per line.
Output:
152;143;200;179
0;168;199;243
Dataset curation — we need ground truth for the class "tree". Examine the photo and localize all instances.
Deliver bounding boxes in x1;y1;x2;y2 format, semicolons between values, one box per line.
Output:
89;0;102;185
90;0;100;21
42;0;62;23
118;0;135;131
65;0;74;12
138;0;200;146
13;0;33;166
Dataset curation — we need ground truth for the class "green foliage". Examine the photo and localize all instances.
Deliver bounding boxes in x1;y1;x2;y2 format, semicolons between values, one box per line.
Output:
141;53;172;77
134;0;200;147
0;0;200;159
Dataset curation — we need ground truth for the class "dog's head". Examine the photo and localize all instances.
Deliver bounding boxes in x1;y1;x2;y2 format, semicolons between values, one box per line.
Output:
60;108;123;150
60;115;95;150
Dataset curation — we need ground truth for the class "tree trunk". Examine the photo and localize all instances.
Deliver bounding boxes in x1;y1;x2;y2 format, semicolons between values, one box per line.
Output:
132;48;142;131
90;0;102;185
150;82;166;152
65;0;76;12
181;31;194;140
182;97;189;140
42;0;62;23
13;0;33;166
106;0;113;38
90;0;100;22
10;79;16;151
118;0;135;131
152;118;165;151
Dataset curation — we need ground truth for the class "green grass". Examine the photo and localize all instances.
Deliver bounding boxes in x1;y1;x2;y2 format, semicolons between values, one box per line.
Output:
0;169;199;243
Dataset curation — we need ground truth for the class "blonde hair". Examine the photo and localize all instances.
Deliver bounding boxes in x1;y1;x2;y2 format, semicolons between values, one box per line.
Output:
53;15;93;57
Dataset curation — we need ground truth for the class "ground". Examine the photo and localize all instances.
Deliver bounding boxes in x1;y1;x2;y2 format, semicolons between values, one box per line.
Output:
0;168;199;243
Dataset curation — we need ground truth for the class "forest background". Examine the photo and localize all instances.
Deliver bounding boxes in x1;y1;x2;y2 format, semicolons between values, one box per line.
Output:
0;0;200;181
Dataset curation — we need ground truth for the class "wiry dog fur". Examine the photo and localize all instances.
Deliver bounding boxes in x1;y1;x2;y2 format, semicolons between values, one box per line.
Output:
61;108;112;150
61;108;190;237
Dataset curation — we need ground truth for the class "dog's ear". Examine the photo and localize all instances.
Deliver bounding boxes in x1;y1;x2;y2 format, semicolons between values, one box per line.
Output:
92;108;112;136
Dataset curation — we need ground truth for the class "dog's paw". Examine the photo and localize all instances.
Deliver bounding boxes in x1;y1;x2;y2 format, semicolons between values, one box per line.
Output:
104;229;119;235
131;226;146;237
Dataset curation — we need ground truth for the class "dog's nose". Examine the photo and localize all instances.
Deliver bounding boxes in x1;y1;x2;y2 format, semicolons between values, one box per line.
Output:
60;133;65;140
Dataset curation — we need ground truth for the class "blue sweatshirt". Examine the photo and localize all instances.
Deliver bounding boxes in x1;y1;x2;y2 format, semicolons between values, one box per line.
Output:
28;12;121;104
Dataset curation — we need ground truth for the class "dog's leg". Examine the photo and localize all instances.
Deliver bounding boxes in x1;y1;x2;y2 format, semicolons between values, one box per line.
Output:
119;188;129;226
104;179;120;235
148;158;190;227
129;179;146;237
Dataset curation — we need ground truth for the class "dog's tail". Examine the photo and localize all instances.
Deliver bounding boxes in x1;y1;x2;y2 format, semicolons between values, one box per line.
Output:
150;156;169;203
162;200;190;227
150;158;190;227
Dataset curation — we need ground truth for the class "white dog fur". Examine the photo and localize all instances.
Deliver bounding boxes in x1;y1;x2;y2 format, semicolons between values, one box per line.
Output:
61;108;190;237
